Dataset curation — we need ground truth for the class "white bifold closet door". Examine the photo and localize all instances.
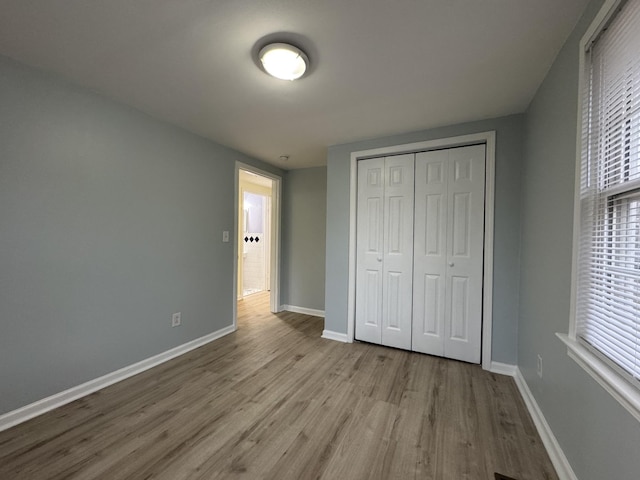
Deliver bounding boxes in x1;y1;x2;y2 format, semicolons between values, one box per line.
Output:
355;154;414;350
412;144;486;363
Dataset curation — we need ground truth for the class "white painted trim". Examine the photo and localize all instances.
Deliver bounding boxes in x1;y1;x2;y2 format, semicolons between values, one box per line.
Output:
282;305;325;318
568;52;583;339
270;177;282;313
0;325;236;432
513;368;578;480
489;361;517;377
322;330;349;343
581;0;623;51
557;333;640;423
346;131;496;369
234;166;240;329
346;152;357;345
347;133;496;159
234;162;283;321
481;131;496;371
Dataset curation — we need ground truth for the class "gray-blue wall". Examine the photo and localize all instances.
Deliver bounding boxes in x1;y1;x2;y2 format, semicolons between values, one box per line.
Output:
325;115;524;364
281;167;327;312
0;56;282;415
518;1;640;478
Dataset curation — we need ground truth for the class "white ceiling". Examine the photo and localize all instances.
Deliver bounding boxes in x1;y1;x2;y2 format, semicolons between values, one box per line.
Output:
0;0;589;169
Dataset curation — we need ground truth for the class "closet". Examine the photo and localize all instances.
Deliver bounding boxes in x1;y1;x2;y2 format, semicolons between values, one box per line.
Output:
354;144;486;363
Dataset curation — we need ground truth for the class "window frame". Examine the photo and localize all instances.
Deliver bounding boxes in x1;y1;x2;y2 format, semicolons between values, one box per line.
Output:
560;0;640;423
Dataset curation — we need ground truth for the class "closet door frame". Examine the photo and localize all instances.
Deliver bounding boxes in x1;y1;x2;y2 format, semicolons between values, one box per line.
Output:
345;132;496;371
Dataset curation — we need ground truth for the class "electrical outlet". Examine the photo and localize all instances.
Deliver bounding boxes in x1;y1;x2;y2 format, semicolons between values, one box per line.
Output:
172;312;181;327
222;230;230;242
537;354;543;378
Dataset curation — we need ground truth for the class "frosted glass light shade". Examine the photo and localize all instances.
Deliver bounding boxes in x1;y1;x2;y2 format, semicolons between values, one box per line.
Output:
259;43;308;81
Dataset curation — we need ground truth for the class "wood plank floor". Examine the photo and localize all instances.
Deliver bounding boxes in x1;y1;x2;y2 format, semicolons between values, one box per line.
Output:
0;292;557;479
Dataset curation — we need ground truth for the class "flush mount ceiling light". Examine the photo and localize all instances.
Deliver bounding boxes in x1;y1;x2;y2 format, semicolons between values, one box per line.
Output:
259;43;308;81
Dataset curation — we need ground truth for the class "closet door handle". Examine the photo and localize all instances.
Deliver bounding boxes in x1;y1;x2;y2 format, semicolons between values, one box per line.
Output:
448;262;455;267
377;257;383;262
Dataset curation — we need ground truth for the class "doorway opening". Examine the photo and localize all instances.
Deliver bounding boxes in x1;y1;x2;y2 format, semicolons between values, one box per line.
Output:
234;163;282;325
239;171;272;298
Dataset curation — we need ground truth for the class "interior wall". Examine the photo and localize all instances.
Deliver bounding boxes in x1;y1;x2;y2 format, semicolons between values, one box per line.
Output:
325;115;524;364
518;1;640;478
0;55;283;415
281;167;327;312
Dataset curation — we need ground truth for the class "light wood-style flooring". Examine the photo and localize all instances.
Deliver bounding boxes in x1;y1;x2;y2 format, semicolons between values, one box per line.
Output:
0;292;557;479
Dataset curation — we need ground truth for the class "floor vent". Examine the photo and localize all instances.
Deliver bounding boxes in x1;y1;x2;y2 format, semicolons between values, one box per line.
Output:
495;474;518;480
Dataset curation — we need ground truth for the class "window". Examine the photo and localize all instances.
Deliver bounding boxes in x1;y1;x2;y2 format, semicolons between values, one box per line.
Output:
563;0;640;421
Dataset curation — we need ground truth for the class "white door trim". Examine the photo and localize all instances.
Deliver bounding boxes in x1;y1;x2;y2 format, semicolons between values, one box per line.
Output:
347;131;496;370
234;162;282;327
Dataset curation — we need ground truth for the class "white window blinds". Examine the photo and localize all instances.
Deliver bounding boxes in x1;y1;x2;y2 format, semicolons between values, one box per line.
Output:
577;0;640;384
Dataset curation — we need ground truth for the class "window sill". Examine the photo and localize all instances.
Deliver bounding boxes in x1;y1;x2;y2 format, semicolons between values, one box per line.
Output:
556;333;640;422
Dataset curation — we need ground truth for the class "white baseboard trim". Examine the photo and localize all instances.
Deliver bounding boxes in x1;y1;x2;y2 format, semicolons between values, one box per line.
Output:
0;324;236;433
321;329;349;343
513;368;578;480
282;304;325;318
489;361;518;376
